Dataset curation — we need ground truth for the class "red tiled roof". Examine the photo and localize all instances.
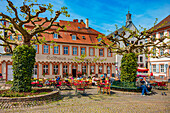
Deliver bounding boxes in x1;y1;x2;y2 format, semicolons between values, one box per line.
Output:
149;15;170;31
25;18;104;45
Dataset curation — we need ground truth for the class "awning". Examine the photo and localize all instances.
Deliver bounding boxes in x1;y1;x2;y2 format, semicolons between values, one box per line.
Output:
137;68;149;72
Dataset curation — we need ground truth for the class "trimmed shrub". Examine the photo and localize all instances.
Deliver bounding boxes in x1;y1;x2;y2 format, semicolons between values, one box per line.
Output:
120;53;138;82
11;45;36;92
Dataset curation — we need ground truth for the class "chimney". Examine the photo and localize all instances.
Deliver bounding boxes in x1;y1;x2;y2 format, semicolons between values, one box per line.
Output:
73;19;78;22
86;18;89;28
80;19;83;22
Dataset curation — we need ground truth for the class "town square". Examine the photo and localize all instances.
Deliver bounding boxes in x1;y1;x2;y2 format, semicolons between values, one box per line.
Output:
0;0;169;112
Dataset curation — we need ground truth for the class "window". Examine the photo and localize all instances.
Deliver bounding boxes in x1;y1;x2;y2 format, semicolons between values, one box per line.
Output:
160;65;164;72
99;49;104;56
108;49;111;57
140;41;143;45
53;33;58;39
63;46;69;55
63;65;68;73
72;35;76;40
18;35;22;41
160;32;163;38
140;64;143;68
10;35;14;40
54;46;59;54
99;66;103;74
72;47;78;55
152;34;156;41
33;65;38;75
160;48;164;56
140;56;143;62
153;65;156;72
82;36;85;39
81;47;86;55
153;48;156;56
5;47;11;53
131;41;134;44
53;65;58;74
107;66;110;74
160;76;164;79
97;38;102;42
89;48;94;56
33;45;38;53
82;66;86;74
90;66;94;74
43;45;49;54
43;65;48;74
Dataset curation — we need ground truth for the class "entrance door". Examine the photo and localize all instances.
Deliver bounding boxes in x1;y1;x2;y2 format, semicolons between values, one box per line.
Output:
7;65;13;81
72;69;76;78
33;65;38;79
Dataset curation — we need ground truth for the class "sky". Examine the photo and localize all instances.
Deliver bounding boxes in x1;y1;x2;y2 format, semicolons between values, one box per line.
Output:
0;0;170;35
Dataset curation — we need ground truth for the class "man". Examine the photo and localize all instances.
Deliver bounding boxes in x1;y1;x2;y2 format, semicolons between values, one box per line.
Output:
136;77;151;96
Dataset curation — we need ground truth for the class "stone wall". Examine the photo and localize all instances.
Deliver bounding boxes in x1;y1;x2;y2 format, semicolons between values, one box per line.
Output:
0;91;60;109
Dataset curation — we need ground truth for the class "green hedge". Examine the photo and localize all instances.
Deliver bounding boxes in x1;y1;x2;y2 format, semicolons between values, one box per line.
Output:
11;45;36;92
120;53;138;82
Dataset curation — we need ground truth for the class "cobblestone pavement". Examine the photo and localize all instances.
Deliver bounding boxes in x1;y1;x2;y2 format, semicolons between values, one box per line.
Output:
1;85;170;113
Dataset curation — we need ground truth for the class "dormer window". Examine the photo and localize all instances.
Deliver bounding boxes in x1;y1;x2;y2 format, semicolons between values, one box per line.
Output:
53;33;58;39
82;36;85;39
97;38;102;42
72;35;76;40
10;35;14;40
18;35;22;41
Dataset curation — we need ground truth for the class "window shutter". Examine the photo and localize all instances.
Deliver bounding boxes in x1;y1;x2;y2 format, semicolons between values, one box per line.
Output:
164;64;167;73
150;64;152;73
156;64;159;73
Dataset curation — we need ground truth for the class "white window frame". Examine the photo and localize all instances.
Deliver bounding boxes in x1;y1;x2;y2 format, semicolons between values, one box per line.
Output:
108;49;111;56
33;65;38;75
18;35;22;41
10;35;14;40
90;66;94;73
160;32;164;38
107;66;110;74
43;65;48;74
153;48;156;56
72;35;76;40
54;46;59;54
81;48;85;55
90;48;94;56
63;65;68;73
64;46;68;55
160;65;164;72
160;48;164;56
153;65;156;72
99;66;103;73
99;49;104;56
82;66;86;74
73;47;77;55
33;45;38;53
140;56;143;62
43;45;49;54
53;65;58;74
53;33;58;39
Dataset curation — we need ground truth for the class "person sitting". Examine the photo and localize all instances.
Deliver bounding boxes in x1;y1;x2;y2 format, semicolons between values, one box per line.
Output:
44;79;50;87
92;76;96;86
136;77;151;96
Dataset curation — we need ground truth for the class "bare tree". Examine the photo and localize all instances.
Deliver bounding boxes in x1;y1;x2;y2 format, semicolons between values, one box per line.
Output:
0;0;69;54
